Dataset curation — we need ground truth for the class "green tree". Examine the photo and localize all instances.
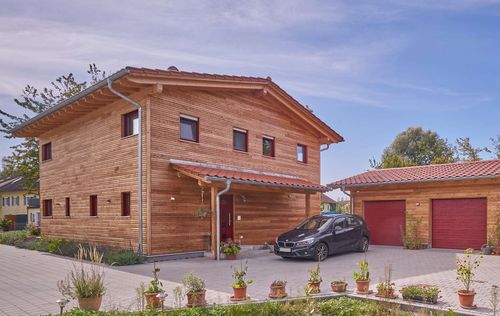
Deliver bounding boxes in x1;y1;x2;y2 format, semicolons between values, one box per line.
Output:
485;135;500;159
370;127;456;169
0;64;105;191
455;137;486;161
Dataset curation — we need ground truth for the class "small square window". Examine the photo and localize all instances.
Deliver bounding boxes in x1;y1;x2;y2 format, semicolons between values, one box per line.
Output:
122;110;139;137
263;136;275;157
233;128;248;152
42;142;52;161
90;195;98;217
180;115;199;142
65;197;70;217
297;144;307;163
42;199;52;217
121;192;131;216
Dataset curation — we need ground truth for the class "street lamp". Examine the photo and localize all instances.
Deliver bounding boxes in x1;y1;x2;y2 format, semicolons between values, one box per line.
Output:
56;298;69;315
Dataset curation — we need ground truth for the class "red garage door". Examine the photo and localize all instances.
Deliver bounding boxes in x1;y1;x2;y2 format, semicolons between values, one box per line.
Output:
364;200;405;246
432;198;486;249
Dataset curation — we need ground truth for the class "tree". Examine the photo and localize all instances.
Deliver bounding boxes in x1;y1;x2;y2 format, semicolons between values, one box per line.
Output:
485;135;500;159
0;64;105;191
370;127;456;169
455;137;486;161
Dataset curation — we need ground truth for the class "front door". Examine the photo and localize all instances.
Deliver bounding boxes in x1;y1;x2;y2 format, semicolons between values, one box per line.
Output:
219;195;234;241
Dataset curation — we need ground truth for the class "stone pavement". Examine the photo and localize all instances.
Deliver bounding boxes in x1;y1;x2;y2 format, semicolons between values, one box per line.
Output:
0;245;230;315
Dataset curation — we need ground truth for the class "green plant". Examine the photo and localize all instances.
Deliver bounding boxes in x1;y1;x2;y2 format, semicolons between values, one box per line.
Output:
182;272;206;293
0;218;12;228
27;223;41;236
220;239;241;255
57;245;106;299
308;263;322;283
0;230;27;245
456;248;482;293
231;260;253;288
401;285;440;303
47;238;68;254
102;249;144;266
332;279;347;284
376;264;395;295
146;263;163;293
271;279;287;287
401;215;423;249
353;259;370;281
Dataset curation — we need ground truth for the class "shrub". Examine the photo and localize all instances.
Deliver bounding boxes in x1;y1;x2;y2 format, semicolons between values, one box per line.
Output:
27;223;41;236
102;249;144;266
401;285;440;303
182;272;206;293
0;230;27;245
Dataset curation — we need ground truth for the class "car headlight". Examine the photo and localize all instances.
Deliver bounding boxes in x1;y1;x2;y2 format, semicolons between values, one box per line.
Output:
295;237;315;247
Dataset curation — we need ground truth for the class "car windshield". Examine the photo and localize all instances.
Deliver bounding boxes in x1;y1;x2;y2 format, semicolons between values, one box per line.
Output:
296;216;332;230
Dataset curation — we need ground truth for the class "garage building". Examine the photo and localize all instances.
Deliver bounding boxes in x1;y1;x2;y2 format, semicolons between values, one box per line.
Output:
329;160;500;250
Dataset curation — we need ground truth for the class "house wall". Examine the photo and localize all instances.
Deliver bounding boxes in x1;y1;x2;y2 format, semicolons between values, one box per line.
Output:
350;178;500;245
148;89;322;255
0;191;37;217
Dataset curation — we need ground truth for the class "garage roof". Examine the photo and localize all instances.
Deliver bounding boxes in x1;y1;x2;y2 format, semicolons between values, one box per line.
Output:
329;159;500;189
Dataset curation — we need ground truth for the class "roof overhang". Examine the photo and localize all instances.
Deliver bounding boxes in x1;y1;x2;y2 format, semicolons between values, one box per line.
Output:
11;67;343;144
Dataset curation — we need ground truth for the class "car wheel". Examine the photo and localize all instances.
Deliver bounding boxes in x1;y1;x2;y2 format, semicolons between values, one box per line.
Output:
358;236;369;252
313;242;329;261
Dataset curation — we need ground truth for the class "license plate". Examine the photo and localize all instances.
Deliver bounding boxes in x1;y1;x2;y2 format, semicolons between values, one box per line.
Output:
280;247;291;253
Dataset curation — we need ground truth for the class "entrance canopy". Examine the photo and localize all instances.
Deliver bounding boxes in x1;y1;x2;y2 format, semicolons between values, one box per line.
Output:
170;159;327;192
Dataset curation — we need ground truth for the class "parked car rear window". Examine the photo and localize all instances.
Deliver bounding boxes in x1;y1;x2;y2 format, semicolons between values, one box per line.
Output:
297;216;332;230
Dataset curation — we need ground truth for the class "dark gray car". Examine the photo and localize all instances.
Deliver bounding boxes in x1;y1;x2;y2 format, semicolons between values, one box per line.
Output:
274;213;370;261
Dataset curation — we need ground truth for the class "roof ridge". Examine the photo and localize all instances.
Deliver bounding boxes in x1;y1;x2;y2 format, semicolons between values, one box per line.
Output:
371;159;500;172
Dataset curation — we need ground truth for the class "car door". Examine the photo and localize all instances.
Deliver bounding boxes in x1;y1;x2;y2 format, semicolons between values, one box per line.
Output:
343;215;363;250
330;217;349;253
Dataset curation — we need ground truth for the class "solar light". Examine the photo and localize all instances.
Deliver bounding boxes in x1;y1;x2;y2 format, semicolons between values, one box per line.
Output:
56;298;69;315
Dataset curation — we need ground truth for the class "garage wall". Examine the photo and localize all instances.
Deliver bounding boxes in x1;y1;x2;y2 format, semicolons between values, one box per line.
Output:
350;178;500;246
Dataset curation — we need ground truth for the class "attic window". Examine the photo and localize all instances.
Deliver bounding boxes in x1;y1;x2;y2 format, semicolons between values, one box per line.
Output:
297;144;308;163
233;128;248;152
180;114;199;142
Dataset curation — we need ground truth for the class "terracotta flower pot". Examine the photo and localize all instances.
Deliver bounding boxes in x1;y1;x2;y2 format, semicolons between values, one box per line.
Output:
458;290;476;308
355;280;370;293
225;253;238;260
331;281;348;293
308;281;321;294
78;296;102;311
145;292;162;308
186;290;206;307
232;286;247;300
377;288;395;298
269;285;287;299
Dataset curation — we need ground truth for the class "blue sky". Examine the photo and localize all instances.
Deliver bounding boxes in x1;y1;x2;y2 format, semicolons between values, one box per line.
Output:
0;1;499;198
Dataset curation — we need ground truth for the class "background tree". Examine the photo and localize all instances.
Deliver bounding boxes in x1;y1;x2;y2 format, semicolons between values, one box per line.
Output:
370;127;456;169
0;64;105;191
455;137;486;161
485;135;500;159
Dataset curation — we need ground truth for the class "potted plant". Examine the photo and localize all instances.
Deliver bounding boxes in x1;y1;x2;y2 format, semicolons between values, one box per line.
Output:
401;284;440;304
307;263;322;294
231;260;252;301
269;280;287;299
264;241;274;253
331;279;348;293
456;248;482;309
220;239;241;260
376;264;397;299
144;264;164;308
353;258;370;294
0;219;12;232
182;272;206;307
481;236;494;255
57;245;105;311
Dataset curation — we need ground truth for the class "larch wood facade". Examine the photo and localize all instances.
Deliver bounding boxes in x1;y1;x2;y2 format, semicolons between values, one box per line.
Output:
15;68;342;256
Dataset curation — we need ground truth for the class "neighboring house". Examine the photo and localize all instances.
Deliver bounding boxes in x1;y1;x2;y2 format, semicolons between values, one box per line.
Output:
11;66;343;257
329;160;500;250
0;177;40;229
320;193;335;212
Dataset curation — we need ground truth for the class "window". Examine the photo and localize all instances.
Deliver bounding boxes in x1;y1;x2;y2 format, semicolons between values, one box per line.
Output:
90;195;98;216
6;197;10;206
122;110;139;137
347;216;362;228
333;217;346;230
121;192;131;216
42;142;52;161
42;199;52;217
233;128;248;152
14;196;19;206
65;197;70;217
179;114;199;142
297;144;307;163
263;136;275;157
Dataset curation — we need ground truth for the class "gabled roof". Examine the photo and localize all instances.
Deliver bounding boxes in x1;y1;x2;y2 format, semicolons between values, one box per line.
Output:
329;159;500;189
170;159;327;192
0;177;39;192
321;193;335;203
11;67;343;144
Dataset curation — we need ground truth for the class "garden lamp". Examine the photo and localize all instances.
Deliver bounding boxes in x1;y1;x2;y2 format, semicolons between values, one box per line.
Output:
56;298;69;315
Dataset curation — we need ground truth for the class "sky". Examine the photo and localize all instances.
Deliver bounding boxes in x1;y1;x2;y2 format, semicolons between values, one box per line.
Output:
0;0;499;198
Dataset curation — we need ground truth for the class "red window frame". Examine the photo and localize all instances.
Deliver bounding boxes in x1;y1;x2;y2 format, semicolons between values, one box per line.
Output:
42;199;52;217
42;142;52;161
122;110;139;137
121;192;131;216
262;136;275;157
179;114;199;142
233;128;248;152
90;195;98;217
297;144;308;163
65;197;70;217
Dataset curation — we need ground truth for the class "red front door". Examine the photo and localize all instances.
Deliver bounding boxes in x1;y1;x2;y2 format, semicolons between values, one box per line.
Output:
220;195;234;241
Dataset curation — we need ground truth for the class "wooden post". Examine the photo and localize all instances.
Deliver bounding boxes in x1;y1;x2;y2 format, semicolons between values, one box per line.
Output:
211;186;217;258
305;193;311;218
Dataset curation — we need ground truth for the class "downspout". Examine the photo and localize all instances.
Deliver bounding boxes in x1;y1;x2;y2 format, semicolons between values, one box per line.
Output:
216;180;232;261
107;78;143;256
340;186;354;215
320;144;330;152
